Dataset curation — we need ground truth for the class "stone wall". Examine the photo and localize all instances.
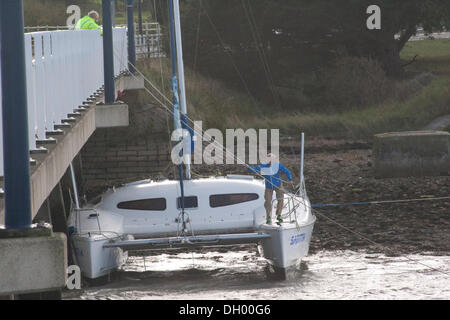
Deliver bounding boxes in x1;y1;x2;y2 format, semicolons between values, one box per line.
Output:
79;95;175;196
373;130;450;178
81;129;172;192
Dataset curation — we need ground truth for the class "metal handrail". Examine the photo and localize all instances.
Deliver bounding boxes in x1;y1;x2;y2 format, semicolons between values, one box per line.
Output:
271;193;304;222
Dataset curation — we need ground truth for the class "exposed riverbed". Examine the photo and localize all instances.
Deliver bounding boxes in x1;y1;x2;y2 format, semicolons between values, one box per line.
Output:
64;248;450;300
65;137;449;300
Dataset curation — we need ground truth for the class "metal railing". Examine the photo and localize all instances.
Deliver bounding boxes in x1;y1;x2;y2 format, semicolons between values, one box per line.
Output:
132;22;165;58
25;22;165;58
24;26;70;32
271;193;309;224
0;28;129;175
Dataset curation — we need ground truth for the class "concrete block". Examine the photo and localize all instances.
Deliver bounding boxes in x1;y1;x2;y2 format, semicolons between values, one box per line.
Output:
95;103;129;128
0;230;67;295
373;131;450;178
120;74;145;91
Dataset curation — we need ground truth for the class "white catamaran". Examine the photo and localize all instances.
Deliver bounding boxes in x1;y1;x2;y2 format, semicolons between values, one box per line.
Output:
68;0;316;280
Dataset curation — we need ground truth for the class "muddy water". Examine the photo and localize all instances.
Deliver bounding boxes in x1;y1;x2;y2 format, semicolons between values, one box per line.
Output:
66;248;450;300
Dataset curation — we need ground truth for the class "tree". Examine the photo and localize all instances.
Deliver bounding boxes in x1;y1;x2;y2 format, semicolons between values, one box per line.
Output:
177;0;450;79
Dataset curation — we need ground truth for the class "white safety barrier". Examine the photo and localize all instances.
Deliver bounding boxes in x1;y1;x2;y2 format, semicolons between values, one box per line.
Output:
0;27;128;176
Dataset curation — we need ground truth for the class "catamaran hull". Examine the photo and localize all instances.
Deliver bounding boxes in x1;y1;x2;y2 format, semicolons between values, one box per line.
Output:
72;234;127;279
259;218;315;271
68;177;316;280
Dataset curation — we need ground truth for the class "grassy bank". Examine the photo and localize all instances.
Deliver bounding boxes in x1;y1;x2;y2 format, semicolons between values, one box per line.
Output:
256;77;450;138
402;39;450;75
135;39;450;139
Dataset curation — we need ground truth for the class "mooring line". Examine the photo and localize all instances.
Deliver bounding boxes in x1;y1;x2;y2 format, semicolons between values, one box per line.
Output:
116;53;450;277
312;196;450;208
312;208;450;277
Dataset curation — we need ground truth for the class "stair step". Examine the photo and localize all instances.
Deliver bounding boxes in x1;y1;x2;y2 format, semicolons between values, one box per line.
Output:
36;138;57;147
61;117;77;124
67;112;81;118
74;107;88;113
30;158;37;166
30;148;49;162
46;129;65;137
54;123;72;130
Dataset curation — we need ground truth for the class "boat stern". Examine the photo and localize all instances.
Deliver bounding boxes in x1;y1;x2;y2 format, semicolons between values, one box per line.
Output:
259;219;315;270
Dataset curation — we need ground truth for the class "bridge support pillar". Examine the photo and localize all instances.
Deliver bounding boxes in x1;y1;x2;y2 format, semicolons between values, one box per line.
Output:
0;0;32;229
102;0;116;104
127;0;137;73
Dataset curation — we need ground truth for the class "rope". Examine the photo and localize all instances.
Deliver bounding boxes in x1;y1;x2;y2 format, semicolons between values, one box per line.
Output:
312;208;450;277
312;196;450;208
202;7;260;109
112;49;450;278
241;0;281;109
193;0;203;74
153;0;176;178
117;55;298;187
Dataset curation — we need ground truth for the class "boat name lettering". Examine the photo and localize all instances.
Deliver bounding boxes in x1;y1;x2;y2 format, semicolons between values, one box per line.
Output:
290;233;305;246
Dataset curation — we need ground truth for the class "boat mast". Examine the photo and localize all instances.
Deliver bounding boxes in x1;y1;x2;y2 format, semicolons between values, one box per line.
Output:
172;0;191;180
168;0;187;232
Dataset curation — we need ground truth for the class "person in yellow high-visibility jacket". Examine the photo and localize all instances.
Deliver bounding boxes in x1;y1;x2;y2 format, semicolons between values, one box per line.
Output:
75;11;102;34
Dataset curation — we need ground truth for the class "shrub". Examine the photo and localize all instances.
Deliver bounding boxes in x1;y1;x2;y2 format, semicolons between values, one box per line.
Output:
317;56;392;111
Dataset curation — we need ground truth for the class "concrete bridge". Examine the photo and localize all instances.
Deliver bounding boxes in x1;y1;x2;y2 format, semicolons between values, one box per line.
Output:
0;27;135;224
0;0;148;298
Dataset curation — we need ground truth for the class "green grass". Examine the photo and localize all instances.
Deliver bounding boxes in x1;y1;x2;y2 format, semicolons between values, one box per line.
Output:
134;39;450;139
255;77;450;138
401;39;450;75
136;59;262;133
402;39;450;59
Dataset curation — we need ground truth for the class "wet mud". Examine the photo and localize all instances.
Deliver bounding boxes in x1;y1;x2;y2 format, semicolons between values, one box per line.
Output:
66;137;450;300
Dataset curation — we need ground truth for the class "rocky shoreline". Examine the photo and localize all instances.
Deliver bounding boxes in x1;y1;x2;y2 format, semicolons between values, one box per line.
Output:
85;137;450;256
191;137;450;255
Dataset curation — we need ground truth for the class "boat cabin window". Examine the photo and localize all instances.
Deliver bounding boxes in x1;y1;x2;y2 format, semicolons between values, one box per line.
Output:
177;196;198;209
209;193;259;208
117;198;166;211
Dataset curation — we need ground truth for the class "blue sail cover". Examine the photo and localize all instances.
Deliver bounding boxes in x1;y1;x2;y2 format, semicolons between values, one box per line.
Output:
180;113;195;153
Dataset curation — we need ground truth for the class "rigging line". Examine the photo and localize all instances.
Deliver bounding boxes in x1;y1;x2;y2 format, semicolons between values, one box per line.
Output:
121;57;338;193
241;1;272;96
246;0;275;80
312;196;450;208
281;193;450;277
153;0;157;22
193;0;203;74
283;193;450;277
113;53;449;277
312;208;450;277
115;54;449;277
121;53;377;191
152;0;175;177
202;7;260;109
246;0;281;108
119;54;295;186
241;0;279;109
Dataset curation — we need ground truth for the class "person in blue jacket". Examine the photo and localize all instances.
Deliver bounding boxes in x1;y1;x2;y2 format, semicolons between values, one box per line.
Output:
248;154;293;224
